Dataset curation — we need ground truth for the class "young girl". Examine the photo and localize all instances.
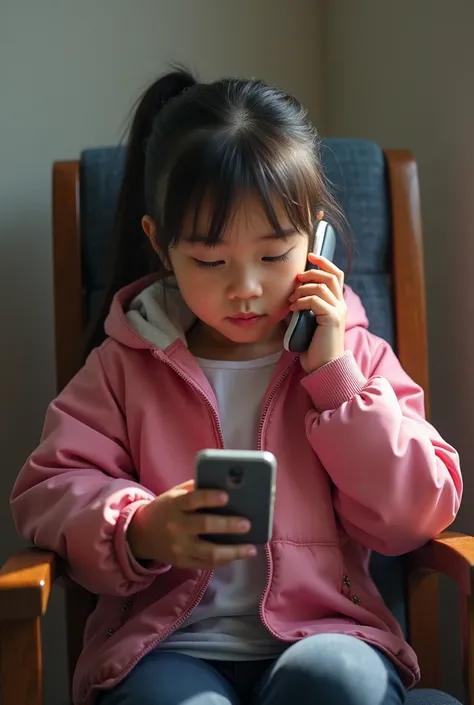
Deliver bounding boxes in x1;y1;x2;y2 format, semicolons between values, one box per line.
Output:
11;69;462;705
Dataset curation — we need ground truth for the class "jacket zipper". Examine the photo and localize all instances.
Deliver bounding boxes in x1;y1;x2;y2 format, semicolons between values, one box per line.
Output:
100;572;213;700
152;350;297;643
152;349;226;450
146;349;225;643
257;357;298;641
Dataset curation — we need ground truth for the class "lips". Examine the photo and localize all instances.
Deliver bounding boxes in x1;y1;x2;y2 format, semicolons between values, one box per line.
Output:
227;313;266;327
231;313;262;320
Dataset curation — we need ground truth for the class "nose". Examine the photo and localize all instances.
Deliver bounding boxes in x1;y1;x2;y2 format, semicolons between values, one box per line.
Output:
227;264;263;300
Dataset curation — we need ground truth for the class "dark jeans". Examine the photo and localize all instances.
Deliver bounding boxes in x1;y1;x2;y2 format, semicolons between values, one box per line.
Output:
97;632;406;704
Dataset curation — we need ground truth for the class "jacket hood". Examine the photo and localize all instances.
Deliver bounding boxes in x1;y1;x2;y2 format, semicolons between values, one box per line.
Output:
104;275;370;351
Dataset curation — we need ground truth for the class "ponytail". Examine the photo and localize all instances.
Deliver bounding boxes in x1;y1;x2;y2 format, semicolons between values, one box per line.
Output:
86;68;197;354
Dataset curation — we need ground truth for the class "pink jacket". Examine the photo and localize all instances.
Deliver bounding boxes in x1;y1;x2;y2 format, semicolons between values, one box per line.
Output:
11;277;462;704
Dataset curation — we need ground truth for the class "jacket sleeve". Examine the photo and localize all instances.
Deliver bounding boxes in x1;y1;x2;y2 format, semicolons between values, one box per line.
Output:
301;338;462;556
10;346;169;596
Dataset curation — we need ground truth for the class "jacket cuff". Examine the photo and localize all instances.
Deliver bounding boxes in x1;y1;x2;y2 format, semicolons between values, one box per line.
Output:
115;500;171;579
301;351;367;411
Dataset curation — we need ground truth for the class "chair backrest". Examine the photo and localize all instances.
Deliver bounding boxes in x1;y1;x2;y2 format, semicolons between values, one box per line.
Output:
52;138;429;682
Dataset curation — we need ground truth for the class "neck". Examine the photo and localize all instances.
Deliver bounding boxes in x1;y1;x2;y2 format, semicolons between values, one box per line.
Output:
187;320;285;361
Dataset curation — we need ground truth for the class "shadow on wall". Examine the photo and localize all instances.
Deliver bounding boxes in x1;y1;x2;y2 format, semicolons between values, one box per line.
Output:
0;205;70;704
0;204;55;560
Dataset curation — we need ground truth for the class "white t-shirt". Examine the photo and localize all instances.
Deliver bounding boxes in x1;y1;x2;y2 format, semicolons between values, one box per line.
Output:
158;351;285;660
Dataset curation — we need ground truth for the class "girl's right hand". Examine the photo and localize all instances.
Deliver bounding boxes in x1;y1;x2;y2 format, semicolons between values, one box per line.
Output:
127;480;257;569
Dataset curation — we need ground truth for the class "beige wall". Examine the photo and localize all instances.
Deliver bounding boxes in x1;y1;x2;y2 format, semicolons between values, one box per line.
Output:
322;1;474;697
0;2;324;702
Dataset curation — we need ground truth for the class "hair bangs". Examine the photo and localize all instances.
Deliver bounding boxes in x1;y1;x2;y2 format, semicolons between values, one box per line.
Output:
247;141;323;244
160;130;322;250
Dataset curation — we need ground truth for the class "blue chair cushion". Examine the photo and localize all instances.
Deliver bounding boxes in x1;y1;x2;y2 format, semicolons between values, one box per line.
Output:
407;690;462;705
79;138;405;632
321;138;394;346
80;147;126;322
321;139;404;635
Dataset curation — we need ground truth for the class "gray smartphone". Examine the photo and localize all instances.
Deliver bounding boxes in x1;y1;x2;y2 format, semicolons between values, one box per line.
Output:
195;449;277;545
283;219;337;353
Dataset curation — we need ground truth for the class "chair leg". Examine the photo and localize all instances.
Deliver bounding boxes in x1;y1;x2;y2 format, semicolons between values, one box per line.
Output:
0;618;42;705
460;592;474;705
65;583;95;689
407;567;441;690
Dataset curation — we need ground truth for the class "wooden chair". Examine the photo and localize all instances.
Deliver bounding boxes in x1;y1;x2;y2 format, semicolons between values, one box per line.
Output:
0;140;473;705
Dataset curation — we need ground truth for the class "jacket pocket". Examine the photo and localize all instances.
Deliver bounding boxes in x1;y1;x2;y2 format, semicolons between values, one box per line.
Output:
266;541;346;622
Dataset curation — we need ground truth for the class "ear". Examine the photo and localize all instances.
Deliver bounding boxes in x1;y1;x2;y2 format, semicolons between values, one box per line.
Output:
316;210;324;221
142;215;170;269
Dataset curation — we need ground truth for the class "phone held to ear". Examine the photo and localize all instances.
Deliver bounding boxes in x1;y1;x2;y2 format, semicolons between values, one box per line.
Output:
195;449;277;545
283;219;337;353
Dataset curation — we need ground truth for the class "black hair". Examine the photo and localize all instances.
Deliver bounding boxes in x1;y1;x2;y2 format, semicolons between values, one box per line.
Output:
87;67;350;352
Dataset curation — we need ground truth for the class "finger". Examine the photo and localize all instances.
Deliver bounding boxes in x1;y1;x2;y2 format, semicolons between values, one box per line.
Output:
173;479;195;491
290;296;345;323
178;489;228;513
307;254;345;289
169;480;195;499
182;513;251;536
296;268;343;299
166;541;211;570
290;283;339;308
168;481;196;503
297;269;344;287
191;539;257;566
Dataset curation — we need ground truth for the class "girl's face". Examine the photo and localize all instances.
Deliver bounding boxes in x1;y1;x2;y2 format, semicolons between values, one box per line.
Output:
145;195;310;353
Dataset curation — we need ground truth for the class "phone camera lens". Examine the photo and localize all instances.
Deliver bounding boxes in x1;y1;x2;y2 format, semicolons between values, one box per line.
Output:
228;466;244;487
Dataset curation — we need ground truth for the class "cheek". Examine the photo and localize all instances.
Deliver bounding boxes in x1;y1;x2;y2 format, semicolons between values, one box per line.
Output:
294;241;310;269
275;258;304;289
266;253;306;305
264;267;298;312
174;269;219;313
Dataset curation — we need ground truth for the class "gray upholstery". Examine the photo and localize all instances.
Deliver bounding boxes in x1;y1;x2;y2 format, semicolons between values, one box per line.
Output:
78;139;461;704
80;147;125;322
407;691;462;705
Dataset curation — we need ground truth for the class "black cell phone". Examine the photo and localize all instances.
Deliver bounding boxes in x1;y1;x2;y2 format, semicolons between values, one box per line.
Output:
195;449;277;545
283;219;337;353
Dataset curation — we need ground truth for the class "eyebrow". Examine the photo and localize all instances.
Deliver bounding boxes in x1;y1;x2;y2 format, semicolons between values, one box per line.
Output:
185;227;298;246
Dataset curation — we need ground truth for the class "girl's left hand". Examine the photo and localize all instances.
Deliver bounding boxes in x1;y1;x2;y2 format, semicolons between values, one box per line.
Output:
288;254;347;373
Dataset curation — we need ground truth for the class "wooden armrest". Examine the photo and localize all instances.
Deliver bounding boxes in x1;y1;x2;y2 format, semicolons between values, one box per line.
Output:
407;531;474;594
0;547;63;620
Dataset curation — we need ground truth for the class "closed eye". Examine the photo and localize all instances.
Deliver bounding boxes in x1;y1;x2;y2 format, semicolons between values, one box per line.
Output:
262;251;291;263
194;259;224;269
194;250;292;268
